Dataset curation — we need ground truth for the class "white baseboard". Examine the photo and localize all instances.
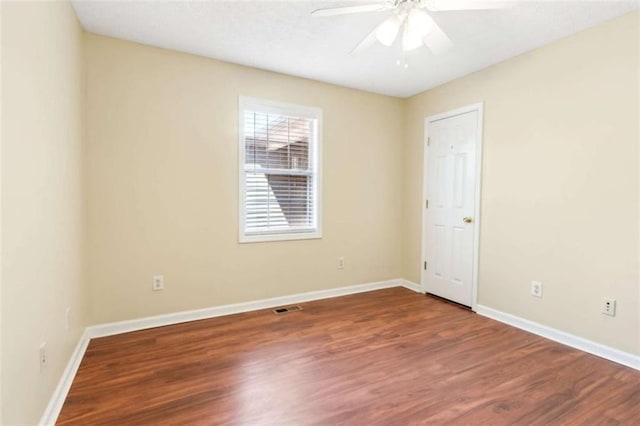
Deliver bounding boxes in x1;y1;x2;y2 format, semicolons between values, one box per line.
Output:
39;329;91;426
398;279;423;293
40;284;638;425
44;279;412;424
88;279;412;338
475;304;640;371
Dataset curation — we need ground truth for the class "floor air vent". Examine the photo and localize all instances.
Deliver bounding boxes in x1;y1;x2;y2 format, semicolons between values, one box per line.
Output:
272;305;303;315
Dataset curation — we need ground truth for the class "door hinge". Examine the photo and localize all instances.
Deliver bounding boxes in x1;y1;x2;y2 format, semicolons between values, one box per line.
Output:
424;261;427;270
425;199;429;209
427;137;430;146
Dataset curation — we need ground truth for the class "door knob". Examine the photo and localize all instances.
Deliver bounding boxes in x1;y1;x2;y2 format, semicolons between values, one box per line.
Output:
463;217;473;223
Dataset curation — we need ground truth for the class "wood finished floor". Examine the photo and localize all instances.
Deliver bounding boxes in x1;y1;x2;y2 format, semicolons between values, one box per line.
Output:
58;287;640;425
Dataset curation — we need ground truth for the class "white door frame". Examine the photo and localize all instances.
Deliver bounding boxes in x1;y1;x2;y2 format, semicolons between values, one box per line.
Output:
421;102;484;311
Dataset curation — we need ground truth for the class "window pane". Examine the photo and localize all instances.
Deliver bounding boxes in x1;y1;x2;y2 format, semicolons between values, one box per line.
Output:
240;98;320;241
245;173;314;234
244;111;310;171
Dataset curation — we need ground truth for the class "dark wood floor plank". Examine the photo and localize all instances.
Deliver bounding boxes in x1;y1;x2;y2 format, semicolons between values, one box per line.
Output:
57;288;640;425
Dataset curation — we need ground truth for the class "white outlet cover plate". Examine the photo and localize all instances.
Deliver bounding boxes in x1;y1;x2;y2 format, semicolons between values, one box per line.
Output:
531;281;543;298
602;298;616;316
39;342;47;371
152;275;164;291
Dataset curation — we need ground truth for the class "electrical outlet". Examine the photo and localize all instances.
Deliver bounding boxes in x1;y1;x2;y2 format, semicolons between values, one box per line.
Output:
531;281;543;298
65;307;71;331
152;275;164;291
337;257;345;270
39;342;47;372
602;298;616;316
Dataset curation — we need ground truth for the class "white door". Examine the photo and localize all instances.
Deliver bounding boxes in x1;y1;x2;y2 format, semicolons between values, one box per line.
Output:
423;107;481;307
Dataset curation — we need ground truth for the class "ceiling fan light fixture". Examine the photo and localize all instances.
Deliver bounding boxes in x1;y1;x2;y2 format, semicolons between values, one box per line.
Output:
402;29;424;51
376;15;401;46
407;8;434;37
402;8;434;51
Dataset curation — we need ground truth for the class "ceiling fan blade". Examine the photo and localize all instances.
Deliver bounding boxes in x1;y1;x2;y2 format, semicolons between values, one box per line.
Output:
350;24;380;55
424;0;513;11
312;4;388;17
351;14;402;55
423;20;453;55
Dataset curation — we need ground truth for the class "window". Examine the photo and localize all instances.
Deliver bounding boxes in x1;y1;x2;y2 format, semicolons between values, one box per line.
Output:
239;97;322;243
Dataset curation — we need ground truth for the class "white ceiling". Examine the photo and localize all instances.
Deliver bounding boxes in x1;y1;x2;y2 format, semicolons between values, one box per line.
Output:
71;0;638;98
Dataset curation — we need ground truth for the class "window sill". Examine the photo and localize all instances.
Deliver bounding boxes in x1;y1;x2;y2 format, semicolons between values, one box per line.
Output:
239;231;322;244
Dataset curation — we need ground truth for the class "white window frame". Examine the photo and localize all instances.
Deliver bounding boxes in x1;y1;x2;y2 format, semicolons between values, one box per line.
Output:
238;96;323;243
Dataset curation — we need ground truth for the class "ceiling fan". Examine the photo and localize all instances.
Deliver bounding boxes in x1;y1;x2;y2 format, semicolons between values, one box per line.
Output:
312;0;512;55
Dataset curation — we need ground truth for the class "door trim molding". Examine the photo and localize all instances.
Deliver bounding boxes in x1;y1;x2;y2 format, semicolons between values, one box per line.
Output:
421;102;484;311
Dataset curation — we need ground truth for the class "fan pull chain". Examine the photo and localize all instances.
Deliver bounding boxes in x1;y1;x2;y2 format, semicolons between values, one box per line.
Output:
396;55;409;69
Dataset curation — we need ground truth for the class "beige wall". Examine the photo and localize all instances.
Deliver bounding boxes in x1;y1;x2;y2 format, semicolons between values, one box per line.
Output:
404;12;639;355
1;5;637;423
0;2;3;423
637;14;640;353
1;2;87;424
85;34;405;324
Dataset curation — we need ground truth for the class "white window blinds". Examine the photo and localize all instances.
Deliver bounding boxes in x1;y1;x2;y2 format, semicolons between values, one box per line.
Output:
239;98;322;242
